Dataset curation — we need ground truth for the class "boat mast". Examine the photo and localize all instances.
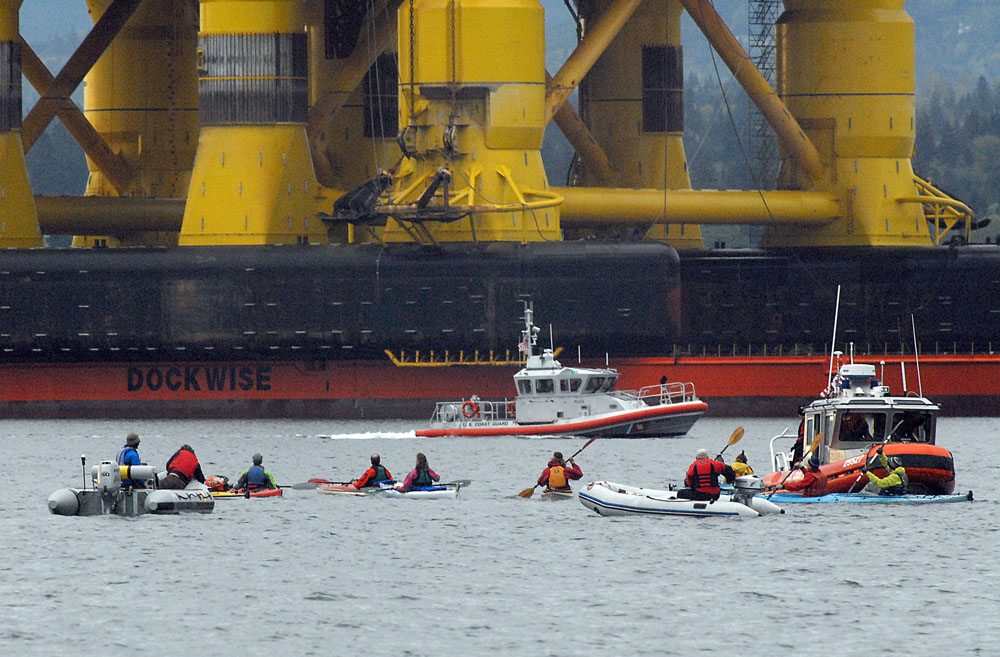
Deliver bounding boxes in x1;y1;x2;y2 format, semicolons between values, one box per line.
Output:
827;285;842;391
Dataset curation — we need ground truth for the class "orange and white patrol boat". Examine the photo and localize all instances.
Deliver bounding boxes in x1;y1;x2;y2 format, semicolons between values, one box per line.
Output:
764;358;956;495
415;305;706;438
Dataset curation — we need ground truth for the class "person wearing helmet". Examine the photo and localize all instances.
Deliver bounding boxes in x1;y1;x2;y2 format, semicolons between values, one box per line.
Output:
679;448;735;501
235;453;277;492
730;450;754;477
781;455;829;497
861;448;908;495
116;432;146;489
537;451;583;493
352;453;393;489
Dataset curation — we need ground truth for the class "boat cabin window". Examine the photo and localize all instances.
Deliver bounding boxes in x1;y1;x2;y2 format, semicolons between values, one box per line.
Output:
584;376;605;393
517;380;531;394
560;378;582;392
889;411;933;443
600;376;617;392
535;379;554;393
837;412;883;444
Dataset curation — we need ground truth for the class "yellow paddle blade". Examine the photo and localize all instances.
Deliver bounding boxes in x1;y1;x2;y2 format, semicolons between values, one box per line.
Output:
517;486;536;498
806;432;824;455
728;427;745;446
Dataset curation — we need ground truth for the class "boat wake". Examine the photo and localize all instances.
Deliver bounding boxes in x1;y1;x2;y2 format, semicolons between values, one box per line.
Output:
318;431;418;440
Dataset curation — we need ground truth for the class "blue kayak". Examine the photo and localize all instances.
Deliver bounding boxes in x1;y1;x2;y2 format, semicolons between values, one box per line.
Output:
766;491;973;504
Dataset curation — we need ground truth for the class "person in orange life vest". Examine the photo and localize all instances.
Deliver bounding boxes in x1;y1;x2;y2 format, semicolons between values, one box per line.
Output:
679;448;735;501
782;455;829;497
353;453;393;489
537;451;583;493
159;444;206;489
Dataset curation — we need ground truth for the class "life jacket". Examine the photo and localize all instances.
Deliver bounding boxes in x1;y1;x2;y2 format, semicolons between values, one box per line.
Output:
246;465;269;489
116;446;139;467
547;465;570;491
168;449;198;483
880;468;908;495
361;465;390;487
411;468;433;487
206;476;229;492
687;458;724;495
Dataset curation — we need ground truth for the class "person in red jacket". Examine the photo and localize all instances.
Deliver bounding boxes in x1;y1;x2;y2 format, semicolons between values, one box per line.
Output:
352;453;393;489
781;455;829;497
537;452;583;493
679;448;735;501
159;444;206;489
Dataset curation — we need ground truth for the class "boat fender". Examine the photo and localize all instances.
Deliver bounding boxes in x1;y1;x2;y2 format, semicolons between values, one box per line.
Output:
462;400;480;418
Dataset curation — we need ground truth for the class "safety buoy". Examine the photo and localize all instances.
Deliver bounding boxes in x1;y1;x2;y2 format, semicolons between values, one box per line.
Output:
462;400;480;418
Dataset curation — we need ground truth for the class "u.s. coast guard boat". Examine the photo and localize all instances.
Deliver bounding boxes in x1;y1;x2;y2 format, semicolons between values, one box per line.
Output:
415;305;706;438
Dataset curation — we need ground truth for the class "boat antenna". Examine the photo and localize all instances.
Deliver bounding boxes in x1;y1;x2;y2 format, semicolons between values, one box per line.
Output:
549;323;553;352
911;314;923;396
577;345;581;364
81;454;87;489
900;361;908;394
827;285;842;391
880;360;885;385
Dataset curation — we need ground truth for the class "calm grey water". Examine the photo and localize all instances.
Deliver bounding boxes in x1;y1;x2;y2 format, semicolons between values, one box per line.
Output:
1;417;997;655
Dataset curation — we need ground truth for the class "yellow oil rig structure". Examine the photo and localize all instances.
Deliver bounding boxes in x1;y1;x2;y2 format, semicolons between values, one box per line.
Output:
1;0;973;249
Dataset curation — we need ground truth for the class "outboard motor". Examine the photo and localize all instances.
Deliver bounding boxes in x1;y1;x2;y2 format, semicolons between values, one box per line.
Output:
96;460;122;505
732;475;765;505
733;475;785;515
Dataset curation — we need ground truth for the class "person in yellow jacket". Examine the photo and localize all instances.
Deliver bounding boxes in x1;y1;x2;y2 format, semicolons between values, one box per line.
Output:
730;451;754;477
862;449;907;495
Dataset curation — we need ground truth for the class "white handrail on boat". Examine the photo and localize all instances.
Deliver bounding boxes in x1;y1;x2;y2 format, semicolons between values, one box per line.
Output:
769;428;794;473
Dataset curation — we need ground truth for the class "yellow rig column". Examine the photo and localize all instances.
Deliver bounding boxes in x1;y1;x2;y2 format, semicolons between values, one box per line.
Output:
0;0;42;248
180;0;328;245
575;0;701;248
384;0;560;243
766;0;928;247
76;0;199;247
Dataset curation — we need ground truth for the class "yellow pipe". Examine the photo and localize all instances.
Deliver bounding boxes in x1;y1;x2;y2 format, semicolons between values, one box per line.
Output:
554;187;839;226
545;0;642;124
678;0;825;183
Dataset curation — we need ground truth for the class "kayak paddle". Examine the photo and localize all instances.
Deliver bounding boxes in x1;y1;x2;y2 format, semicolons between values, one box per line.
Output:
716;426;744;459
518;436;598;499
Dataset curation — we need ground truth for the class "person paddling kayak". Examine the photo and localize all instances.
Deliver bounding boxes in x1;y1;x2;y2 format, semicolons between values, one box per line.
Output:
352;453;393;489
235;453;278;492
537;452;582;493
396;452;440;492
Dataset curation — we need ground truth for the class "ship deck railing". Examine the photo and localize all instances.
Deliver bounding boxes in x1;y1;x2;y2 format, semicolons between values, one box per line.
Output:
616;382;698;406
430;399;516;424
672;341;998;357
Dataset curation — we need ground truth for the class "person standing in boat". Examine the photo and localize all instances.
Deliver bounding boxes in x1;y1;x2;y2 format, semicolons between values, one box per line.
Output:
537;452;583;493
730;451;754;477
352;453;393;489
679;448;735;501
781;455;828;497
159;444;206;489
791;406;806;466
234;453;278;492
861;450;908;495
396;452;441;492
116;432;145;489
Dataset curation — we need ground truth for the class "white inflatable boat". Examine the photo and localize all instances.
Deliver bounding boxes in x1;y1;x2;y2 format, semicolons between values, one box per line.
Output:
48;459;214;516
578;476;784;518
